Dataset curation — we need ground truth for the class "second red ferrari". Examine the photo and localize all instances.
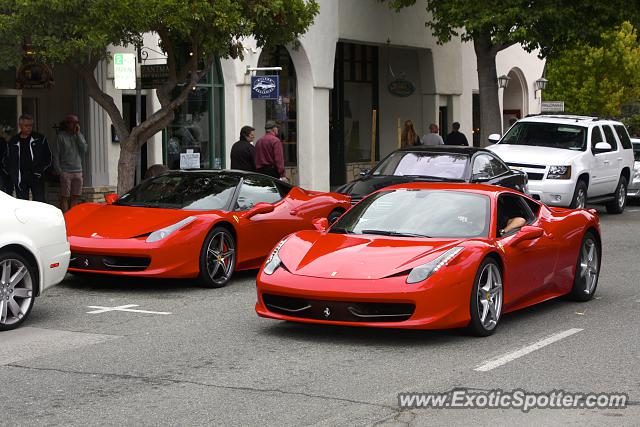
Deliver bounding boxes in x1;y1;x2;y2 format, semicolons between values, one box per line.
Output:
256;183;601;336
65;170;351;287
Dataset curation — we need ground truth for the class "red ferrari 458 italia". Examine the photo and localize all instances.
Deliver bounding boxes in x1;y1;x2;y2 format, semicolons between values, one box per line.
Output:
256;183;602;336
65;170;351;287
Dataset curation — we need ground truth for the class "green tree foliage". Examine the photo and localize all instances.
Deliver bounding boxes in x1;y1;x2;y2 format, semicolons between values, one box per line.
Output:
385;0;636;144
544;22;640;118
0;0;319;193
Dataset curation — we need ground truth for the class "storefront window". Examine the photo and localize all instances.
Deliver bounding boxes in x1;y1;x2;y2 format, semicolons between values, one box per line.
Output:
165;60;224;170
258;46;297;166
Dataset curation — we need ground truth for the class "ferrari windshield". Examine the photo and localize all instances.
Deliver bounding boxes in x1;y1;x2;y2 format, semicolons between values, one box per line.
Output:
331;189;490;238
116;173;240;210
499;122;587;151
372;152;468;180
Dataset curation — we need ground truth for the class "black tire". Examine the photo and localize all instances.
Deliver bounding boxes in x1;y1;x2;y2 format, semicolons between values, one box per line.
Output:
467;257;503;337
570;180;588;209
198;227;236;288
605;176;627;214
327;208;345;224
569;231;600;302
0;250;36;331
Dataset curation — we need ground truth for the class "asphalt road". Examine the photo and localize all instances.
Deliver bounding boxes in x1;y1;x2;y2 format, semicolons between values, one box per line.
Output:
2;204;640;426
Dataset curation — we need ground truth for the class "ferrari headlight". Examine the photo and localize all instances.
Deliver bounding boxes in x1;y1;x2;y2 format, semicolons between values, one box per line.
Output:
146;216;196;243
547;165;571;179
263;238;288;275
406;247;464;284
633;162;640;183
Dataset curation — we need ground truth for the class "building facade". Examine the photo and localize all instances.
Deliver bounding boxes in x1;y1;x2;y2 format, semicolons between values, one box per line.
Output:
0;0;545;199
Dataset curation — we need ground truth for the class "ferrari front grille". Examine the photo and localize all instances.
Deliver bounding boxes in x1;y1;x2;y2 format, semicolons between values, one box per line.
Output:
262;293;415;322
70;253;151;272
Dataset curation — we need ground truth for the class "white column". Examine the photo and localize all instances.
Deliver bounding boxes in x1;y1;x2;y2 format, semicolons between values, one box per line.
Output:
146;91;163;166
297;86;330;191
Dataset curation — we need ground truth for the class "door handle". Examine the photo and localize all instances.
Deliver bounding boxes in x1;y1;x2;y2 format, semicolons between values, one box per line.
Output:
603;160;610;165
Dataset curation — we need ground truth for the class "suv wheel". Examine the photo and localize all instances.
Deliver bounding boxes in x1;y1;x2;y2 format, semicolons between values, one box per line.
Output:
605;176;627;214
570;181;588;209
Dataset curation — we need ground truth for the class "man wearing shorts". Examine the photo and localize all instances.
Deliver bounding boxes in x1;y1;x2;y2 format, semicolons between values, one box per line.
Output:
54;114;88;212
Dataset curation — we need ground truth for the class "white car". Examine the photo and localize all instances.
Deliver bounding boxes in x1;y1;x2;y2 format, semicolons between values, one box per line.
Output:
487;115;635;213
628;138;640;199
0;192;70;330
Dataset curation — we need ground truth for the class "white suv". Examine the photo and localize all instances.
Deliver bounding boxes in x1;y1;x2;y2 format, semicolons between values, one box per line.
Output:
487;115;634;213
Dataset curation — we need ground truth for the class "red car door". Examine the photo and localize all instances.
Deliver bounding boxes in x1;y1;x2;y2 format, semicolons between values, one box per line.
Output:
234;175;305;268
496;194;558;309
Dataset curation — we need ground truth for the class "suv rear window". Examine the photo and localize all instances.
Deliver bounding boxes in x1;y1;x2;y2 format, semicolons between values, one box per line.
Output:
614;125;632;149
500;122;587;151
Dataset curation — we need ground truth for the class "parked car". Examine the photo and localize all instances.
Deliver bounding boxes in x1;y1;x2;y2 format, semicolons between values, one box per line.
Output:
335;146;528;204
0;192;70;331
627;138;640;199
64;170;351;288
255;183;601;336
487;115;635;213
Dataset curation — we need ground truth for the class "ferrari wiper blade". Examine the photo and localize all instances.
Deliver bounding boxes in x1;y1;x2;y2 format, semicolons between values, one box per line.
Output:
401;175;465;182
328;227;353;234
361;229;430;238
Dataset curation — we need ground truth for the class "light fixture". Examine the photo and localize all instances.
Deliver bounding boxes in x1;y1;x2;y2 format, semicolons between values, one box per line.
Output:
534;77;548;99
497;74;511;89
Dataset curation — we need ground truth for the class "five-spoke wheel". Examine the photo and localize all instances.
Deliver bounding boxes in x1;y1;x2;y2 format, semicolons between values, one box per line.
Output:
569;231;600;301
198;227;236;288
0;251;36;331
468;258;503;336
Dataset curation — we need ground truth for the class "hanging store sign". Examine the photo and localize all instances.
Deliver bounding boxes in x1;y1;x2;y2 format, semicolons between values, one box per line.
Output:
388;77;415;97
16;61;54;89
141;64;169;89
114;53;136;90
251;75;279;100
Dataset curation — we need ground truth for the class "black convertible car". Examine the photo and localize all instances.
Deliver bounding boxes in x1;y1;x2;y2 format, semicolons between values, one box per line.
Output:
336;146;528;204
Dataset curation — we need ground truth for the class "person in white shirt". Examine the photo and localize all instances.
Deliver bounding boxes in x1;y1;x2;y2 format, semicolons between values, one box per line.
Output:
422;123;444;146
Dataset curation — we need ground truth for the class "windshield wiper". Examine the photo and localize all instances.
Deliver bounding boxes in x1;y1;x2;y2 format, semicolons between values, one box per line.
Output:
400;175;465;182
360;229;430;238
328;227;353;234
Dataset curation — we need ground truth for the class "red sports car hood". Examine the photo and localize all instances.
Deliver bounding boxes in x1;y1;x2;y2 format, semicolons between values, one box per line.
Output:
65;204;213;239
278;230;462;280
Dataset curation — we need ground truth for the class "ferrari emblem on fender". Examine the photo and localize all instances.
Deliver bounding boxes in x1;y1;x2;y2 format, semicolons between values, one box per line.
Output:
497;241;505;253
232;215;239;223
330;271;337;277
323;307;331;317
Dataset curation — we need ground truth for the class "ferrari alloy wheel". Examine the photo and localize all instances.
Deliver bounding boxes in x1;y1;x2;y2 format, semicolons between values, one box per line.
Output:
327;208;345;224
570;181;588;209
569;232;600;302
198;227;236;288
468;258;503;337
605;176;627;214
0;251;36;331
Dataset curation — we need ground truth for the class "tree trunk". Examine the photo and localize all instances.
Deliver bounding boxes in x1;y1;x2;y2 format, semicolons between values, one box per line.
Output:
474;36;502;147
117;138;139;195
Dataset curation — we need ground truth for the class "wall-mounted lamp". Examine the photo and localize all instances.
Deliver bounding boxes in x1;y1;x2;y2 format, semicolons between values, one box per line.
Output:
497;74;511;89
534;77;548;98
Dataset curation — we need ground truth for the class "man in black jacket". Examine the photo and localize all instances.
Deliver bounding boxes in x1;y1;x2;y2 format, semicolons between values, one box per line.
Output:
7;114;52;202
444;122;469;146
230;125;256;171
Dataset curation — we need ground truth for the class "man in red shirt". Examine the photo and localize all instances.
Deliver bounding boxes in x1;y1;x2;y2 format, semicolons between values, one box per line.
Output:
255;120;288;181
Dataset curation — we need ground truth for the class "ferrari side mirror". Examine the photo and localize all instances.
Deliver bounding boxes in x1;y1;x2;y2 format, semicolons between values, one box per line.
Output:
244;202;275;219
104;193;119;204
511;225;543;245
312;217;329;232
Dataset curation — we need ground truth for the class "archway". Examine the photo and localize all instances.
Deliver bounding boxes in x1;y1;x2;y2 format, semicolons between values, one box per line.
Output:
502;67;528;132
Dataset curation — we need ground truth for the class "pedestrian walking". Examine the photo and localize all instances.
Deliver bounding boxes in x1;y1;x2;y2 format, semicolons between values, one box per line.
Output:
255;121;287;181
422;123;444;146
54;114;88;212
444;122;469;146
230;125;256;172
0;135;13;195
7;114;51;202
401;120;421;148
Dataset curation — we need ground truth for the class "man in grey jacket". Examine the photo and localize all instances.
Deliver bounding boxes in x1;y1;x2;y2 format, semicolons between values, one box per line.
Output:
54;114;87;212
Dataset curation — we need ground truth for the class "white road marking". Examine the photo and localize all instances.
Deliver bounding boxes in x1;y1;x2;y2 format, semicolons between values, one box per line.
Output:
474;328;583;372
87;304;172;315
